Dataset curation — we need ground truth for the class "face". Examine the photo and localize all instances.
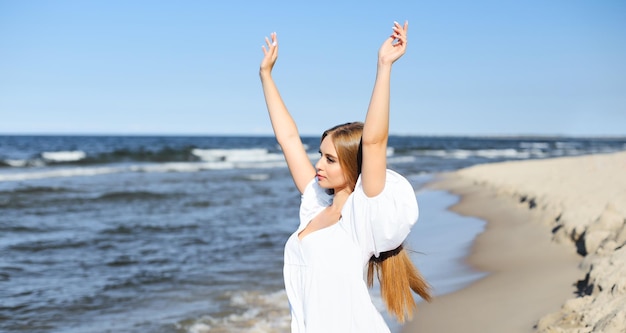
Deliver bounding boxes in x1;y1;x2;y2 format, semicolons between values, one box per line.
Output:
316;136;348;191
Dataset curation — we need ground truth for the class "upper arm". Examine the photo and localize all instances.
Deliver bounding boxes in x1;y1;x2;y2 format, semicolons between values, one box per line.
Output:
360;140;387;197
260;71;315;193
360;66;391;197
280;137;316;194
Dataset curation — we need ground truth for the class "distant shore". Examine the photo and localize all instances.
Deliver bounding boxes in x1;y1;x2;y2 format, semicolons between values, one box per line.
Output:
403;151;626;332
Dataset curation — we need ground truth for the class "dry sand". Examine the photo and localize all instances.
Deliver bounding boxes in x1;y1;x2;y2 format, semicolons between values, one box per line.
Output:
403;151;626;333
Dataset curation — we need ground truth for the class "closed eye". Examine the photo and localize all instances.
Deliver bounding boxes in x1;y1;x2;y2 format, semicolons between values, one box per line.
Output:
319;150;336;163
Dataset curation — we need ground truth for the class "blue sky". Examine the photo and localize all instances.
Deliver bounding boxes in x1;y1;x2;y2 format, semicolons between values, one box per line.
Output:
1;0;625;136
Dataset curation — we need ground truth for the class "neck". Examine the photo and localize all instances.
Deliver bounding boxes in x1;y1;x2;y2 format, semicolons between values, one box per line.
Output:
330;187;351;210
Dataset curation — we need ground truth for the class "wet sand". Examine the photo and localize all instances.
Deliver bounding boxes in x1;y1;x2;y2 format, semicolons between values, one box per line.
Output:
403;151;626;332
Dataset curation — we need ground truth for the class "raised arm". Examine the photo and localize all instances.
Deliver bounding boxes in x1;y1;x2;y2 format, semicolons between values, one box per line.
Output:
361;21;408;197
260;33;316;193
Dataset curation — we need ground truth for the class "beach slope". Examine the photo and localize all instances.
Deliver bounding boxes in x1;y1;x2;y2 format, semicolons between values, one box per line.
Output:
403;151;626;333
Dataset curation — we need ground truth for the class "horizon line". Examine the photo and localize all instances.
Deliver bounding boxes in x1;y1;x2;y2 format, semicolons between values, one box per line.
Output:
1;132;625;139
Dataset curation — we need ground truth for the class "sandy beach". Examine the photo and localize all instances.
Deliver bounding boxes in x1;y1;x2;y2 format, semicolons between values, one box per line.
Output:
403;151;626;333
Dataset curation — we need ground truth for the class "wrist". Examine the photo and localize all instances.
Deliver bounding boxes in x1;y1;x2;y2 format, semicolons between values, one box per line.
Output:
259;69;273;79
377;61;393;72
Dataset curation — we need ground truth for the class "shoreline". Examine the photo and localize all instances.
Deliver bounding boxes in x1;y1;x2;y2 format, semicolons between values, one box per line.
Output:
403;151;626;332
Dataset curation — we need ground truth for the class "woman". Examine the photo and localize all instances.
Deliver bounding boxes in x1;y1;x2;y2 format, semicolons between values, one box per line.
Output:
260;21;430;333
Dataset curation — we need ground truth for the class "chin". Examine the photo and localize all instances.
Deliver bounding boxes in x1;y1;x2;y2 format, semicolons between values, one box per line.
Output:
318;182;332;189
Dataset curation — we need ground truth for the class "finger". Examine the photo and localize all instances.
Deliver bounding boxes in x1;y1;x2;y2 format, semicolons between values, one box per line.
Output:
262;45;267;55
392;32;405;42
392;21;408;37
272;32;278;47
392;23;407;44
391;31;405;42
392;26;405;38
270;33;279;59
394;30;407;40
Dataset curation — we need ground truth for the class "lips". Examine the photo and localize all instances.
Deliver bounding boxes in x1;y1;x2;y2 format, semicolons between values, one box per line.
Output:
316;174;325;180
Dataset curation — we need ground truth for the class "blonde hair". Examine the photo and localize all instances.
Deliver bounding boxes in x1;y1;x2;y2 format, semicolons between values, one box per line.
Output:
321;122;363;192
321;122;432;323
367;245;432;322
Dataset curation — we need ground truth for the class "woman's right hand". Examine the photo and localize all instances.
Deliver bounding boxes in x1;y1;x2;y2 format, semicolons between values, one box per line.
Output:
260;32;278;76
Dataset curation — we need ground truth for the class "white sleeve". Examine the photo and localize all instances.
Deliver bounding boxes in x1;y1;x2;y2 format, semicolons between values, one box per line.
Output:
349;170;419;257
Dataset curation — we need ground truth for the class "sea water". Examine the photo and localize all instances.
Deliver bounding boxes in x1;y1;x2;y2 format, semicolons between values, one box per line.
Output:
1;135;624;332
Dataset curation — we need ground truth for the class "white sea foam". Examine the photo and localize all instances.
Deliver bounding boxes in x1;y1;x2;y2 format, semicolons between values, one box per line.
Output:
41;150;87;162
555;141;580;149
4;159;29;167
519;142;549;149
245;173;271;181
187;322;211;333
129;162;212;173
0;166;122;182
474;148;528;159
192;147;394;164
388;155;417;164
419;148;545;159
183;290;291;333
192;148;285;163
0;145;542;182
0;145;462;183
0;160;289;182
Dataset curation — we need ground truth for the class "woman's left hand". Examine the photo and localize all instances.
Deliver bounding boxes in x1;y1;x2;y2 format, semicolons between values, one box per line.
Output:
378;21;408;66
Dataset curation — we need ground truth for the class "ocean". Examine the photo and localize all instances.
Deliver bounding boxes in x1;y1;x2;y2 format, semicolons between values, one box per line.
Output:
1;135;625;333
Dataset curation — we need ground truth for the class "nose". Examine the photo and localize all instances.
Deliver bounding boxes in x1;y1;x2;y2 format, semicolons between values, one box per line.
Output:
315;157;323;170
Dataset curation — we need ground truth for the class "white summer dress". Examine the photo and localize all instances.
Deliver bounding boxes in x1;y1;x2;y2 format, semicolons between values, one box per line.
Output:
283;169;419;333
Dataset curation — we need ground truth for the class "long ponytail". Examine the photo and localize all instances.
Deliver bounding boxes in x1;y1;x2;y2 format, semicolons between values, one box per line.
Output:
367;245;432;323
